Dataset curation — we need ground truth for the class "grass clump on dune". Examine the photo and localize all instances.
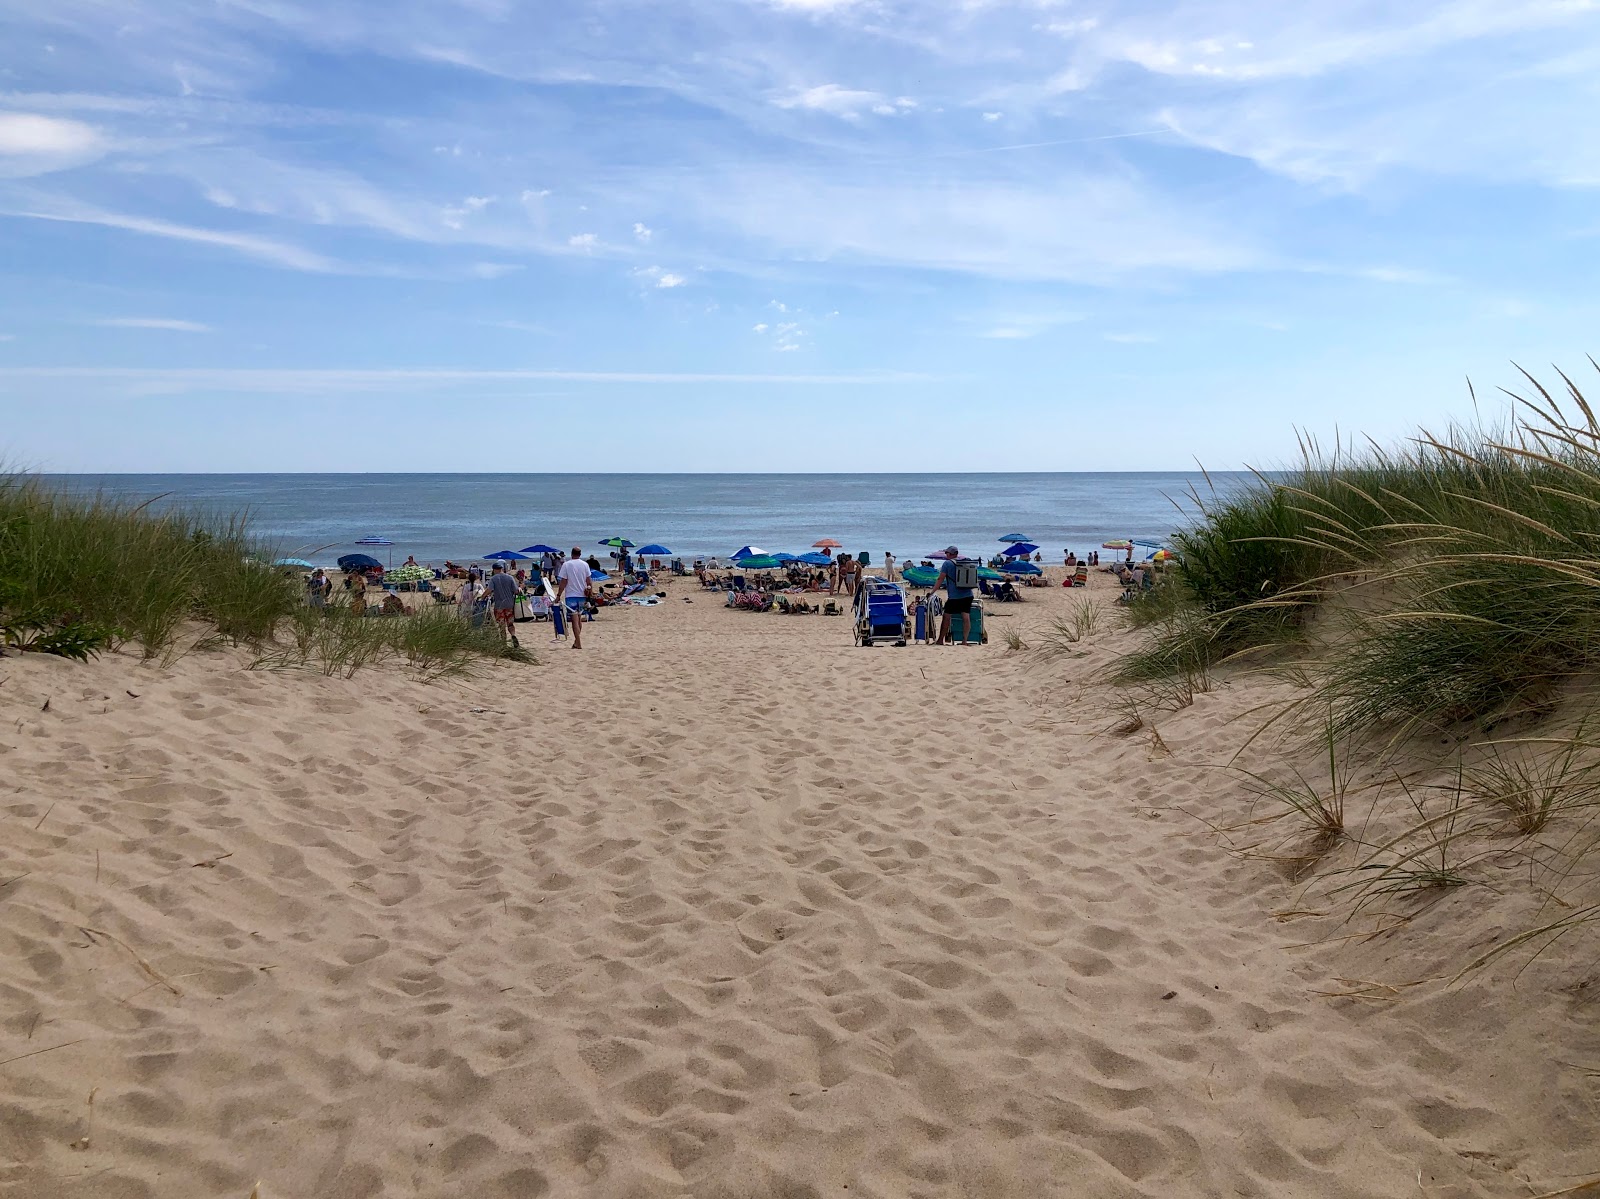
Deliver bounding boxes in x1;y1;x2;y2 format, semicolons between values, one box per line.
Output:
260;606;531;679
1114;360;1600;968
0;472;298;659
0;471;529;678
1126;361;1600;740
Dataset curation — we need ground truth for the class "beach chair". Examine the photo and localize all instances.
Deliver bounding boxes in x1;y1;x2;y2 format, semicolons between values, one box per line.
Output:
853;579;910;647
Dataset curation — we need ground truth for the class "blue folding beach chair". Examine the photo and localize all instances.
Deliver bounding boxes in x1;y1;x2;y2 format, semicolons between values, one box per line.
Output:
853;578;910;647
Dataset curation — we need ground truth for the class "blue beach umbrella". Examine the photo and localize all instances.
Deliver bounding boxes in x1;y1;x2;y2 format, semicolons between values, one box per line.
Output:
797;552;833;566
482;550;530;562
772;552;799;563
1000;542;1040;557
731;545;768;560
273;557;315;569
998;533;1032;543
637;544;672;556
354;534;395;567
520;543;561;555
337;553;383;571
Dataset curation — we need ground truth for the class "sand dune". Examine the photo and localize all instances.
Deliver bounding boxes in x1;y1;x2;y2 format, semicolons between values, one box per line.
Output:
3;573;1597;1197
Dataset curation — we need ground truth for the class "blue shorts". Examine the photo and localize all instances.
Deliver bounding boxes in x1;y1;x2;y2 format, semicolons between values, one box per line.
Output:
564;597;585;614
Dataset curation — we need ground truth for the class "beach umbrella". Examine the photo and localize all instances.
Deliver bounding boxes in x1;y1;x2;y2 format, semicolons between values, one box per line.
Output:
812;538;842;549
337;553;383;571
998;533;1032;543
731;545;768;560
636;543;672;557
772;552;799;563
1102;540;1133;550
589;569;610;581
1148;549;1177;561
999;542;1040;557
482;550;530;562
273;557;315;569
600;537;635;549
520;544;561;555
734;555;783;570
355;534;395;567
797;551;832;566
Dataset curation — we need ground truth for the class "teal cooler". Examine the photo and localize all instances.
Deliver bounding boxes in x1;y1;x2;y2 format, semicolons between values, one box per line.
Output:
951;601;985;644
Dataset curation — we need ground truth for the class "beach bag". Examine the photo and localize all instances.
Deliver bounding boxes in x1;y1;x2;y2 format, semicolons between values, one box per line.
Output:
953;559;980;591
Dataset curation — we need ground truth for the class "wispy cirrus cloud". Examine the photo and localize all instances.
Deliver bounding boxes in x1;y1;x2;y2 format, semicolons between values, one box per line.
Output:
3;203;336;271
93;317;211;332
0;366;935;392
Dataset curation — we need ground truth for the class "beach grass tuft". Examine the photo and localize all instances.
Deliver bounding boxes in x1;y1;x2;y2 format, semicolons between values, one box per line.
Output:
0;471;528;677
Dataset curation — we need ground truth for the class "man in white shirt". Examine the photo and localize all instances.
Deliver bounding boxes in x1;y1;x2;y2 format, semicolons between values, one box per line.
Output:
555;546;593;650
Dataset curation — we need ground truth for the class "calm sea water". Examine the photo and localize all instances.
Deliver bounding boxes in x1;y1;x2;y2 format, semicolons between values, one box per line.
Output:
42;473;1253;566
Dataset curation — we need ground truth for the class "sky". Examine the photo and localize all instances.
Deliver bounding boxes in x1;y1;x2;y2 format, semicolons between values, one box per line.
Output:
2;0;1599;471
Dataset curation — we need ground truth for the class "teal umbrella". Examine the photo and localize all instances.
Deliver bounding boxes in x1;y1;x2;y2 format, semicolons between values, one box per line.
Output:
735;555;783;570
600;537;635;549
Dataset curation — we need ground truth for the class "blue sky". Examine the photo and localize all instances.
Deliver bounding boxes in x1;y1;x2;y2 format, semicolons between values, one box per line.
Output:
2;0;1599;471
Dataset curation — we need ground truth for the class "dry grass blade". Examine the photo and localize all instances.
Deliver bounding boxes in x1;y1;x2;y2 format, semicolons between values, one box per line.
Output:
80;926;183;996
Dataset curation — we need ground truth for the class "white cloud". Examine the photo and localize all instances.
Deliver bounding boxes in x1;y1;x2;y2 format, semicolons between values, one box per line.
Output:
469;261;522;278
0;112;105;177
0;333;14;342
767;0;860;10
0;366;934;390
687;169;1263;283
971;309;1084;340
633;221;652;241
568;232;598;250
982;111;1003;122
634;264;687;288
752;322;768;333
774;84;889;120
94;317;211;332
2;205;336;272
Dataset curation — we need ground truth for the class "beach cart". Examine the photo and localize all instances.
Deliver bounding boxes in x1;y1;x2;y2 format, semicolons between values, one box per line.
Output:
853;578;910;647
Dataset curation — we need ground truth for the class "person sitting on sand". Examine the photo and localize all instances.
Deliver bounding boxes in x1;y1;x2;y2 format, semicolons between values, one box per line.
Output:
404;555;418;567
349;571;368;615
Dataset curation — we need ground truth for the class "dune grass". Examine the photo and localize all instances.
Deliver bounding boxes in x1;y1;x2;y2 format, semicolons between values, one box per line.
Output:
1125;362;1600;740
1112;360;1600;966
0;472;299;659
0;471;528;678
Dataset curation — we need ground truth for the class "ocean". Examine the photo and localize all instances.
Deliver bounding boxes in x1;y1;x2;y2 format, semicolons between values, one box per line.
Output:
41;473;1254;566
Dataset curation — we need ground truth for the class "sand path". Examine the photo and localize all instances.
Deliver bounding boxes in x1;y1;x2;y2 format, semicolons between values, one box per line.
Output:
2;576;1595;1197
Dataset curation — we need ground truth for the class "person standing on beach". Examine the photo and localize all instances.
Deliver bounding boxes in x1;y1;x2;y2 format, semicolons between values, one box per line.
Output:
933;546;975;645
556;547;592;650
487;562;521;648
884;551;896;580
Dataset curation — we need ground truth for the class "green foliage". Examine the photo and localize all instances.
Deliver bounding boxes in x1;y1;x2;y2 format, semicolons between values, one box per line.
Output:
256;605;531;680
1123;360;1600;738
0;472;302;658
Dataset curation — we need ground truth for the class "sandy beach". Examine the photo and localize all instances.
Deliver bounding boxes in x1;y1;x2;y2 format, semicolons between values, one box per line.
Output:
3;569;1597;1198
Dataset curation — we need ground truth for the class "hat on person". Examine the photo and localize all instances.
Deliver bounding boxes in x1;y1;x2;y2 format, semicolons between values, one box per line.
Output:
944;546;959;557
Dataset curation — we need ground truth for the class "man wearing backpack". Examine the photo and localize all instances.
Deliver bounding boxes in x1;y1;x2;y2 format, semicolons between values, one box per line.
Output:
934;545;977;645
